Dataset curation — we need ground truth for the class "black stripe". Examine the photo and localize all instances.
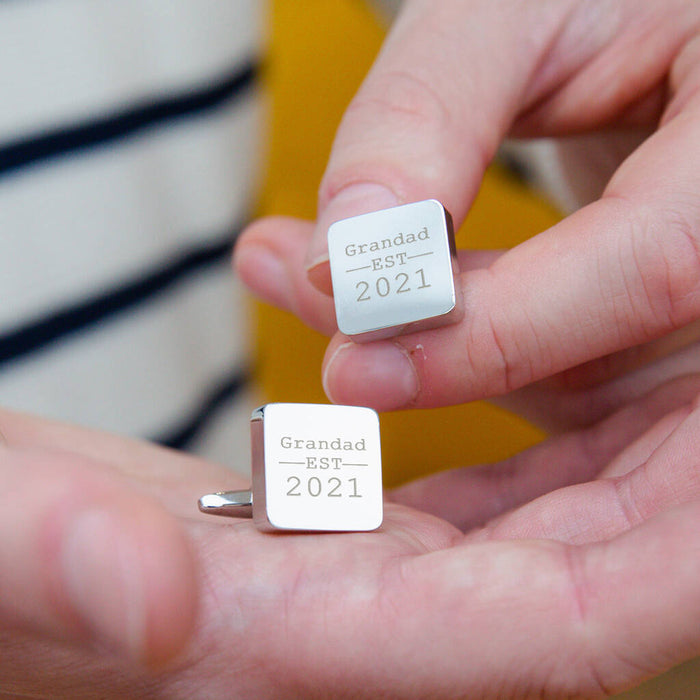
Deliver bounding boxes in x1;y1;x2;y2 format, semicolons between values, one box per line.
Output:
155;367;250;450
0;226;242;367
0;60;258;178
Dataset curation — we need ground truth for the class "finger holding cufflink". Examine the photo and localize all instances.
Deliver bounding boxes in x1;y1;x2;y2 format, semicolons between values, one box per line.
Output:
328;199;463;342
199;403;383;532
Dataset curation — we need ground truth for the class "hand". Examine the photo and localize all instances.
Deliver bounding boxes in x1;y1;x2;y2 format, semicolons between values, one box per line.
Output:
4;389;700;699
235;0;700;428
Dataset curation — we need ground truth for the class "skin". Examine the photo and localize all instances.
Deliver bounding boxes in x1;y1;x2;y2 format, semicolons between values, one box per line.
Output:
5;378;700;699
235;0;700;428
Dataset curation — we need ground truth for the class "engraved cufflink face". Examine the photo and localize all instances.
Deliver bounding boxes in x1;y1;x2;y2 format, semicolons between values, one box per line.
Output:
328;199;462;342
251;403;383;532
198;404;384;532
199;403;384;532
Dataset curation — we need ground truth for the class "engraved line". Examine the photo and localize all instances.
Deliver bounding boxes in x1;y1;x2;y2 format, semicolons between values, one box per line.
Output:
407;251;434;260
343;463;369;467
278;461;306;465
346;265;372;273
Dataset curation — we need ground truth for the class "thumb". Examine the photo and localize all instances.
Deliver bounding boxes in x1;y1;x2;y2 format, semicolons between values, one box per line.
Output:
0;446;197;667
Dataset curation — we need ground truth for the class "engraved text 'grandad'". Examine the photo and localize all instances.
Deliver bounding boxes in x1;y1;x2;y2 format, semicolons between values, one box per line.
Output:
344;227;429;257
280;436;367;451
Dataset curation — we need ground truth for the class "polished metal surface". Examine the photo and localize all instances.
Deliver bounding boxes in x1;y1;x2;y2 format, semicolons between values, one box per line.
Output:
198;403;384;532
328;199;462;342
253;403;383;532
198;490;253;518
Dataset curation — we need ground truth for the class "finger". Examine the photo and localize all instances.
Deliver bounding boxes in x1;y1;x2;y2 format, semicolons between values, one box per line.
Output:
234;216;338;336
390;374;700;530
305;2;695;294
479;387;700;545
304;0;579;293
0;407;247;515
570;503;700;693
0;445;197;667
393;501;700;696
322;70;700;411
235;214;503;336
496;322;700;433
238;207;700;422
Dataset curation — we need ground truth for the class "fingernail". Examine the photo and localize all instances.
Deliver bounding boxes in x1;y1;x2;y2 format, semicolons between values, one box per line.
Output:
307;183;400;270
235;243;291;310
323;341;419;411
62;509;145;661
306;260;334;297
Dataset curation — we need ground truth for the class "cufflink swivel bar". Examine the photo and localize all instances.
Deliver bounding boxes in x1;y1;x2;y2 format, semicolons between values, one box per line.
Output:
199;490;253;518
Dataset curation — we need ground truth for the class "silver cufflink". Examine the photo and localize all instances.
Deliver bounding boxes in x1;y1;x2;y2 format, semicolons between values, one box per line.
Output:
328;199;462;342
199;403;383;532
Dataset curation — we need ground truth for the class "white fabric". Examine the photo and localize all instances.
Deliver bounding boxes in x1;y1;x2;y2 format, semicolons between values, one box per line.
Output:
0;1;263;472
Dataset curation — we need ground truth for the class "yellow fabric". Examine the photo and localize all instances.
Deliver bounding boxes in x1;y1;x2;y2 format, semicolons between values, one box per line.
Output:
255;0;559;486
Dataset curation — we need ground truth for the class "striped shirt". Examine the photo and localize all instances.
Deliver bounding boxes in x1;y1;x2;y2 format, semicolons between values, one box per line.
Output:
0;0;263;472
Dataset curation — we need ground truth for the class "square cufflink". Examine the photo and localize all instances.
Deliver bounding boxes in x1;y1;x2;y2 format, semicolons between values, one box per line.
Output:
199;403;383;532
328;199;462;342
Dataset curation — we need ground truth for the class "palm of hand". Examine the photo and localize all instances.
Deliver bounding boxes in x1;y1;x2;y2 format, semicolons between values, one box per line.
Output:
165;387;700;700
179;505;593;700
3;394;700;700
